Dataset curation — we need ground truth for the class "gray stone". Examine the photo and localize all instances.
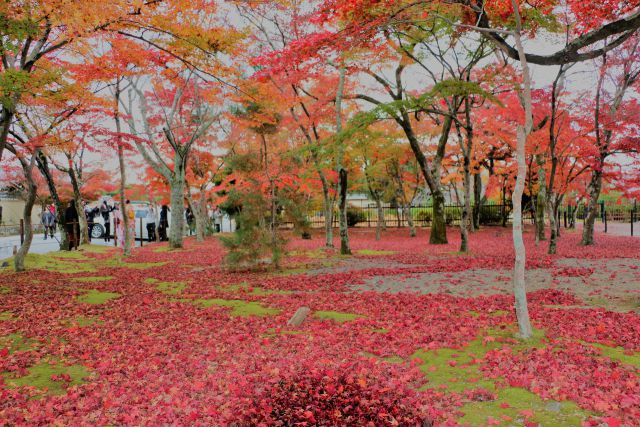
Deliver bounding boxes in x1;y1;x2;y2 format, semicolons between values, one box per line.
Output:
287;306;311;327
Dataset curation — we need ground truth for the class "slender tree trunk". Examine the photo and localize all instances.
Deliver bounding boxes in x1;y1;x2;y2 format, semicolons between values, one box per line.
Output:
430;190;447;244
547;194;558;254
168;173;186;249
335;66;351;255
473;173;482;229
14;158;37;272
68;168;89;245
114;82;132;257
460;160;472;252
322;183;334;248
535;155;546;243
511;4;534;339
581;169;602;246
403;203;416;237
375;198;383;241
195;192;208;242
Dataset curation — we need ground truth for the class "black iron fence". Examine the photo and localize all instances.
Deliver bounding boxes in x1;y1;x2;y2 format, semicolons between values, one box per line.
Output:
300;203;531;229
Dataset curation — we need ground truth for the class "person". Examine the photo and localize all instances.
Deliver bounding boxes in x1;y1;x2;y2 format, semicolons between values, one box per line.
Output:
100;200;114;242
146;206;157;242
41;208;55;239
185;206;195;236
212;207;223;233
159;205;169;241
85;203;99;242
64;201;80;250
113;203;123;246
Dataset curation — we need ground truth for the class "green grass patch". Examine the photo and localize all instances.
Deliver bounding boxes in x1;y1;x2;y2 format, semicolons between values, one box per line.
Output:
412;327;546;393
145;278;187;295
194;298;280;317
356;249;396;256
70;276;114;283
104;258;166;270
0;286;10;294
264;328;307;336
0;311;14;321
76;289;121;305
459;387;592;426
1;253;97;274
61;316;102;328
0;333;39;353
152;245;172;253
314;310;362;322
3;360;91;396
371;328;389;333
591;343;640;369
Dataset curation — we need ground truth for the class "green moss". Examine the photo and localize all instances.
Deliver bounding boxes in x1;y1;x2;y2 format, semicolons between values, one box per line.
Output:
591;343;640;369
356;249;396;256
361;351;404;364
0;286;10;294
194;298;280;317
3;360;91;396
79;244;114;254
459;387;592;426
2;253;97;274
412;327;546;393
0;333;38;353
152;245;172;253
64;316;102;327
70;276;114;283
314;310;362;322
76;289;121;305
156;281;187;295
0;311;14;321
371;328;389;333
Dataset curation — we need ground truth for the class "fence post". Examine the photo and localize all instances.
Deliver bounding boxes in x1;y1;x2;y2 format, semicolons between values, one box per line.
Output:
604;208;607;233
19;219;24;245
564;209;567;228
140;220;143;247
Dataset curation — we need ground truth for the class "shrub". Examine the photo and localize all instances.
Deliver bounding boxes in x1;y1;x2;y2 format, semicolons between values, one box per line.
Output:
238;364;433;426
479;204;507;225
415;209;432;224
346;206;366;227
444;207;461;225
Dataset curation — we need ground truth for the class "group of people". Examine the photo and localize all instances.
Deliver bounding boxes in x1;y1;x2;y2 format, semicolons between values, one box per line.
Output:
40;199;224;250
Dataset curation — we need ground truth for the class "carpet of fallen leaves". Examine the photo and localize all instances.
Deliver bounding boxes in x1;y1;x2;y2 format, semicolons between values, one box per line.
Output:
0;227;639;426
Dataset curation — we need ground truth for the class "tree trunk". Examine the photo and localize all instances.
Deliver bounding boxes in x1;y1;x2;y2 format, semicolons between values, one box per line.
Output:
460;158;472;252
68;167;89;245
473;173;482;230
114;82;132;257
117;144;132;256
169;173;186;249
547;193;559;254
430;190;447;244
195;192;207;242
338;169;351;255
535;155;546;243
14;159;37;272
403;203;416;237
335;66;351;255
375;198;383;241
581;169;602;246
322;183;334;248
511;4;534;339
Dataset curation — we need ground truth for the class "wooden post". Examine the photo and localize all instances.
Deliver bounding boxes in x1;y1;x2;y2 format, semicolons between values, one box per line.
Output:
19;219;24;245
604;208;607;233
114;219;118;247
140;220;143;248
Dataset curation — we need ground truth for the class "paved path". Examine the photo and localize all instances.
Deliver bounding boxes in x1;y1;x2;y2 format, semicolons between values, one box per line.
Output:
0;233;142;260
576;221;640;238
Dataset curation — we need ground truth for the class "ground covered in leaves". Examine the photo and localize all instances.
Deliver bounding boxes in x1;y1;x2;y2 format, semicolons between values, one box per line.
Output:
0;228;639;425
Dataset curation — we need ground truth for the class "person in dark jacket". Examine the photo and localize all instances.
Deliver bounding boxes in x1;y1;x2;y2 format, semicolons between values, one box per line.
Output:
100;200;114;242
85;204;99;242
159;205;169;241
64;201;80;250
